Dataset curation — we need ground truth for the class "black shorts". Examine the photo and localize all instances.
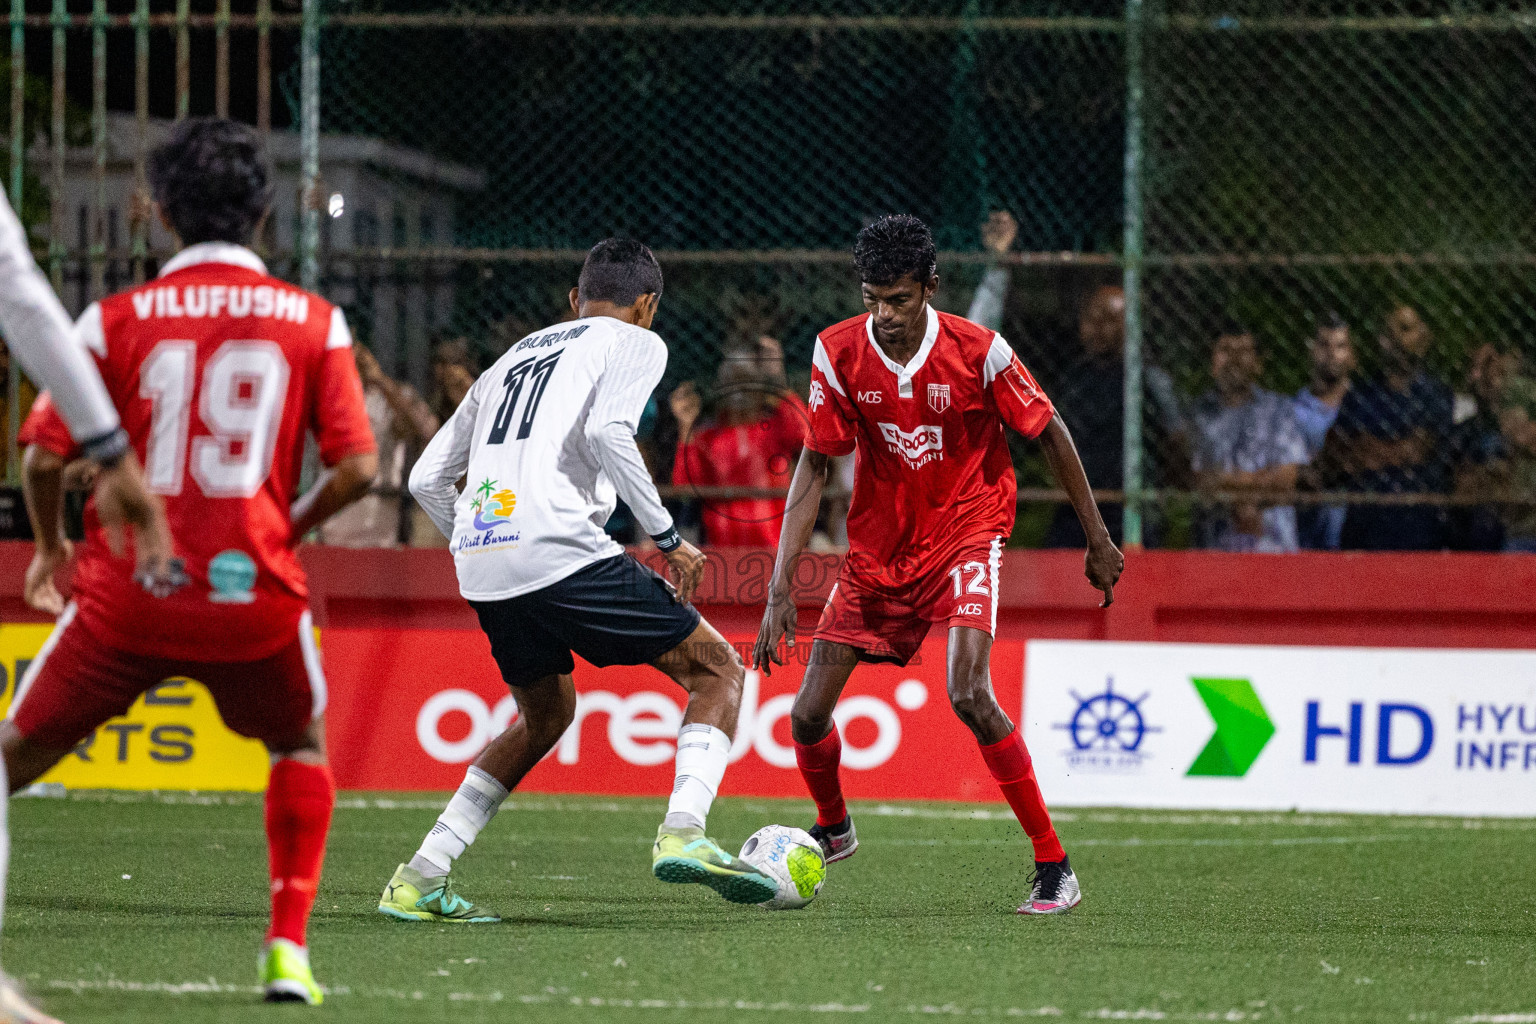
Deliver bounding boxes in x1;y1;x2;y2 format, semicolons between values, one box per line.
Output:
470;554;701;689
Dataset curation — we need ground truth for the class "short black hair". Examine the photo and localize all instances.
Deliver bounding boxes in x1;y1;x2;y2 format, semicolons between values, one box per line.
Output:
1319;310;1349;331
578;238;663;305
1216;318;1252;339
854;214;937;287
148;117;272;246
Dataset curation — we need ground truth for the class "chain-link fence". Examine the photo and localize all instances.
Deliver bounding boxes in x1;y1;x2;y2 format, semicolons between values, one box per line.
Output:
8;0;1536;551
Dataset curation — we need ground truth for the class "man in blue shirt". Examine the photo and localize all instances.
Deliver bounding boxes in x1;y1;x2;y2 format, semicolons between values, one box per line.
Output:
1292;312;1355;549
1191;328;1308;551
1319;305;1453;550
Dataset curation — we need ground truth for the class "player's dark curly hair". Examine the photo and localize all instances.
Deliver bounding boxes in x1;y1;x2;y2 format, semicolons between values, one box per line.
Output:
853;214;937;287
148;117;272;246
578;237;664;305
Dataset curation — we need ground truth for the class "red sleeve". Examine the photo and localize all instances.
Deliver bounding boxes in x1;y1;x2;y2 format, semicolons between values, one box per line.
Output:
311;325;377;466
987;339;1055;440
805;346;857;457
18;391;79;460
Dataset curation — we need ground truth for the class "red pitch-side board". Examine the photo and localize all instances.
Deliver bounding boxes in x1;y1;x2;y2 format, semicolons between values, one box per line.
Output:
2;543;1534;795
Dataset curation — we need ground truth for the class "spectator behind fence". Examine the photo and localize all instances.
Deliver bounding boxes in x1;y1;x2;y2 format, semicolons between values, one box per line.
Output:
1446;342;1510;551
1292;312;1356;549
1038;284;1186;547
1319;305;1453;550
1190;327;1307;552
318;344;439;547
429;334;478;422
671;338;806;547
1494;358;1536;552
0;340;36;479
966;210;1017;332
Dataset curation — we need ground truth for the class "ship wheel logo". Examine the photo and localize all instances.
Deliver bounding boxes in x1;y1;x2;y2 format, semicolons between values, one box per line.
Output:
1054;676;1161;753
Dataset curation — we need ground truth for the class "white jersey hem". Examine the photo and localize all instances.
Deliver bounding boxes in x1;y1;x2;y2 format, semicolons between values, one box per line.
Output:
455;546;623;604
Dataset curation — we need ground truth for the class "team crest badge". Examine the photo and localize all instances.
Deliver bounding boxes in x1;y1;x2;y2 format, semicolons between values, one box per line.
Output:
927;383;950;413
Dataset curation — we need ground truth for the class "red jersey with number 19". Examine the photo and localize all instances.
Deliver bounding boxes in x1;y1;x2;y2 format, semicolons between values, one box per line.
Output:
20;243;376;662
806;306;1054;591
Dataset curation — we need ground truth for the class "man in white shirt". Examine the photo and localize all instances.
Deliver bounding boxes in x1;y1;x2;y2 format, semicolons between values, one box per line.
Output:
0;188;173;1024
377;239;776;923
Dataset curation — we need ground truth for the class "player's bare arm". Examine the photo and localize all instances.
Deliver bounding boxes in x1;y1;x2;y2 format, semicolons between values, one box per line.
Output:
663;538;707;605
20;444;70;615
1036;414;1124;606
93;453;182;597
752;447;830;673
289;450;380;543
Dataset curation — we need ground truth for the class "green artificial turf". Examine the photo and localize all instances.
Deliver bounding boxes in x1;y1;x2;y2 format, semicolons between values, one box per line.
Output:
6;791;1535;1023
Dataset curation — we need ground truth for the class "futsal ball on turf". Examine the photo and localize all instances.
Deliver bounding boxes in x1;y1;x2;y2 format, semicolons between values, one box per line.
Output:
739;825;826;910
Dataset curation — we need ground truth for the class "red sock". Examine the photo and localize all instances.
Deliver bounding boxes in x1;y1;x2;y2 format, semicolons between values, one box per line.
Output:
264;759;335;947
794;728;848;827
978;729;1065;863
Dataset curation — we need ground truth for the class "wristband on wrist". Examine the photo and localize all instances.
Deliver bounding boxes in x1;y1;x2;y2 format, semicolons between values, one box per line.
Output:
651;526;682;552
80;426;129;468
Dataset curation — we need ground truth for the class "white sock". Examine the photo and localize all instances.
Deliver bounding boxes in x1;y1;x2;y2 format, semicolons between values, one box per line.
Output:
663;724;731;831
409;766;508;879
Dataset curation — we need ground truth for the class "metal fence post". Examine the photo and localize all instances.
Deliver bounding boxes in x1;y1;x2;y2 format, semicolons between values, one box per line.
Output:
299;0;320;292
1121;0;1146;549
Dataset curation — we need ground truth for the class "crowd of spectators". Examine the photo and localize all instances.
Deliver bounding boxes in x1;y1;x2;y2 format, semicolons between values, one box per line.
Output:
299;214;1536;554
967;210;1536;553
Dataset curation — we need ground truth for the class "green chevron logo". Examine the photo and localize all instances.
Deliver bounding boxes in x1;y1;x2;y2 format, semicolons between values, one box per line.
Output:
1187;678;1275;777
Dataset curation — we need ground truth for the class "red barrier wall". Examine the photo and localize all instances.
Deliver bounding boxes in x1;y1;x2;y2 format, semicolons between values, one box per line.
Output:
289;545;1536;652
4;542;1533;794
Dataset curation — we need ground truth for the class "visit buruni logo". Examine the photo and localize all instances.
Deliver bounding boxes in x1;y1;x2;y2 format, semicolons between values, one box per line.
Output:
1186;677;1275;777
456;478;521;553
469;477;516;531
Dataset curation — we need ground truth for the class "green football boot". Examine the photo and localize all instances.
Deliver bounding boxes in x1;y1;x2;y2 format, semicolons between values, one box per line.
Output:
651;824;779;905
377;863;500;923
259;938;323;1005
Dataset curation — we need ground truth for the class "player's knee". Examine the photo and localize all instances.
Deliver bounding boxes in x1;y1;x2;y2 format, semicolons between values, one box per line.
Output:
689;640;745;700
529;689;578;745
790;701;832;746
948;682;1000;732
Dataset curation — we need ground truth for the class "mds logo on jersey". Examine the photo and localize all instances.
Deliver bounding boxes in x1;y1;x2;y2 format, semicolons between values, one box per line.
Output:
877;422;944;468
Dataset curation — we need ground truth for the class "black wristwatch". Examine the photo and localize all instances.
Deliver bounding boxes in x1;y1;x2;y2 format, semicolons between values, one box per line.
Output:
80;426;130;469
651;526;682;552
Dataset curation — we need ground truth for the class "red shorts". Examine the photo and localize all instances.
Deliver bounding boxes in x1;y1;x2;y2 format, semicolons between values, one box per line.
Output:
814;535;1004;666
10;603;327;751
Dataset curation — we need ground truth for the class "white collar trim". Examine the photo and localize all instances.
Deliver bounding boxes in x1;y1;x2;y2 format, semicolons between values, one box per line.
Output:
158;242;268;278
865;305;940;396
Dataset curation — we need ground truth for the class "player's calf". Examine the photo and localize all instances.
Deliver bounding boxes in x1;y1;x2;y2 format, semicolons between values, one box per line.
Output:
0;724;71;795
383;675;574;922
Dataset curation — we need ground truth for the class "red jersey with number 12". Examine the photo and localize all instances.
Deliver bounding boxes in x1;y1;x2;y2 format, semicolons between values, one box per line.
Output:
20;243;376;661
805;306;1054;590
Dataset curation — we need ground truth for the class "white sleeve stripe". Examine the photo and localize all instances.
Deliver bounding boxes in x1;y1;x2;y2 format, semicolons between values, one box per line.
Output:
325;306;353;350
76;303;106;357
589;327;667;430
811;337;847;396
982;333;1013;387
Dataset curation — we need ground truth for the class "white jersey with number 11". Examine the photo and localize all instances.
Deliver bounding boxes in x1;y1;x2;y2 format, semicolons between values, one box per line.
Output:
410;315;675;602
